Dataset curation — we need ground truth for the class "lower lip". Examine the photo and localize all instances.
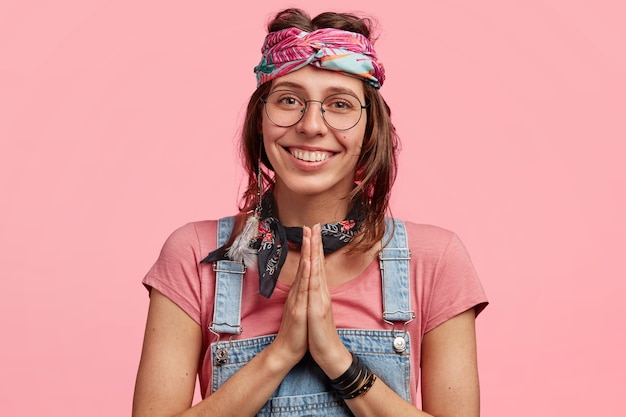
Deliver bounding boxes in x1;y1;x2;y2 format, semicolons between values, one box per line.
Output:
285;149;334;171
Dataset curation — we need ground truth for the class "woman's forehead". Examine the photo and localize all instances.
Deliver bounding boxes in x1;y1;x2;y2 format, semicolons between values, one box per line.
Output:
270;66;365;98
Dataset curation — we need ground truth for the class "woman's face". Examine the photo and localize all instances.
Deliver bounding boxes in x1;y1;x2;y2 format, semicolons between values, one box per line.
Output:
261;65;367;200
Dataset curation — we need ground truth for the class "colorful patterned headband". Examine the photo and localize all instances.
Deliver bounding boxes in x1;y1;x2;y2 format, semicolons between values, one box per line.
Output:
254;27;385;89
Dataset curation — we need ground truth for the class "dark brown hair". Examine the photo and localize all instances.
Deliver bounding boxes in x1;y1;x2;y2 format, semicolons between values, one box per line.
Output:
236;8;399;250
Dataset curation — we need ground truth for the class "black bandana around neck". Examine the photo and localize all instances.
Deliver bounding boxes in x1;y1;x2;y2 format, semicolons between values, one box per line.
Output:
202;191;364;298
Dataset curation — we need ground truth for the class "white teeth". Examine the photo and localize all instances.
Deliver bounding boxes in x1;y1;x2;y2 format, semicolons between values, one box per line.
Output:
291;149;332;162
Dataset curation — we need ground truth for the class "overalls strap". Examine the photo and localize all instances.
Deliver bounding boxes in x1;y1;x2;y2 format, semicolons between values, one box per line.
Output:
210;216;245;335
380;218;415;323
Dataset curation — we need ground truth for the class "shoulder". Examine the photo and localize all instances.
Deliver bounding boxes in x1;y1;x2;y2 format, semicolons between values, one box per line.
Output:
391;219;479;276
142;220;222;327
395;219;488;325
157;220;221;261
394;219;459;255
400;220;455;241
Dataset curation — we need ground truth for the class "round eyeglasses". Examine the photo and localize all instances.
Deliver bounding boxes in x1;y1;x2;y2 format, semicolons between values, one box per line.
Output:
261;89;368;131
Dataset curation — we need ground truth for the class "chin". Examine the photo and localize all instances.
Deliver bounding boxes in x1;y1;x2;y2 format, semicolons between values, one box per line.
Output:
276;177;354;198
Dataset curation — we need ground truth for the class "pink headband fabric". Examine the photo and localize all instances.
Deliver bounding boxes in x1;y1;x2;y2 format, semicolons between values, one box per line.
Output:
254;27;385;89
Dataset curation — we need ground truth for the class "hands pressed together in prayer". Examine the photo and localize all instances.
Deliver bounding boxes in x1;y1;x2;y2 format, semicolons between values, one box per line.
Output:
272;224;353;379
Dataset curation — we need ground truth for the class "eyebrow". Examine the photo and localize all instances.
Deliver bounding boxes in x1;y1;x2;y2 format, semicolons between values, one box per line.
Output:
271;81;361;97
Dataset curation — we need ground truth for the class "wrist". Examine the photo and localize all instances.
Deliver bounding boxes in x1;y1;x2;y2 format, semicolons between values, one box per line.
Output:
329;352;377;400
263;342;303;376
319;347;354;380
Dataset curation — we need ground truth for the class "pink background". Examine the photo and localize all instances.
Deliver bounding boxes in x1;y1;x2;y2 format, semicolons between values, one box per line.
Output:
1;1;624;415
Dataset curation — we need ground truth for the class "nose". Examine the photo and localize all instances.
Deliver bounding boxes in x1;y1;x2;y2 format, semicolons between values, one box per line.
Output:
297;100;328;136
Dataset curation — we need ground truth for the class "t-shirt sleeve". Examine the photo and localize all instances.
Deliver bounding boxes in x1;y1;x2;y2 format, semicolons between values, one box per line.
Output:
142;223;204;325
424;232;488;333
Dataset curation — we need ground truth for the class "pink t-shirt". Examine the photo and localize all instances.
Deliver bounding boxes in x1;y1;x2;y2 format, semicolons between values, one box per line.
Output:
143;219;488;402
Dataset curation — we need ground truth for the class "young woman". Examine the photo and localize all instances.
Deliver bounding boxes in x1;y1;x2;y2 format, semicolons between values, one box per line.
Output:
133;8;488;417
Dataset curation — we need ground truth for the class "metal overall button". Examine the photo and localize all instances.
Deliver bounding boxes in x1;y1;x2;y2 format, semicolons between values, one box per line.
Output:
215;346;229;365
393;335;407;353
214;336;235;366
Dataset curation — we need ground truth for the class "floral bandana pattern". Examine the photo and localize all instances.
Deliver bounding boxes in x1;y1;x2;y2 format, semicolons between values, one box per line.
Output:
253;27;385;89
202;191;364;298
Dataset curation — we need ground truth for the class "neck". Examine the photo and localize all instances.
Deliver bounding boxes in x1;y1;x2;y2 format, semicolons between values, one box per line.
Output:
271;184;352;227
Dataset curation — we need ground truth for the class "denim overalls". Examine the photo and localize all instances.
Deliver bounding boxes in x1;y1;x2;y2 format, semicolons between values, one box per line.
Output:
209;217;415;416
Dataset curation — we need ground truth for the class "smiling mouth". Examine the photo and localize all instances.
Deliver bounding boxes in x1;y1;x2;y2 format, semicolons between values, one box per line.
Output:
289;148;334;162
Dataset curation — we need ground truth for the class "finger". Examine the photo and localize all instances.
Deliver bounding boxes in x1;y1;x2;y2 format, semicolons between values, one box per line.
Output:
309;224;322;292
314;223;324;260
286;226;311;308
297;226;312;294
302;225;312;259
310;223;328;294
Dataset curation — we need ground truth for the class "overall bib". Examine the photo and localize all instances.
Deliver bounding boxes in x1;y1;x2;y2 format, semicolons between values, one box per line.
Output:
209;217;415;416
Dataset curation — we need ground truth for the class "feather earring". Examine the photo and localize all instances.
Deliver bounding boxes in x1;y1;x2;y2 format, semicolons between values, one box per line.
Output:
227;212;259;269
226;139;263;269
